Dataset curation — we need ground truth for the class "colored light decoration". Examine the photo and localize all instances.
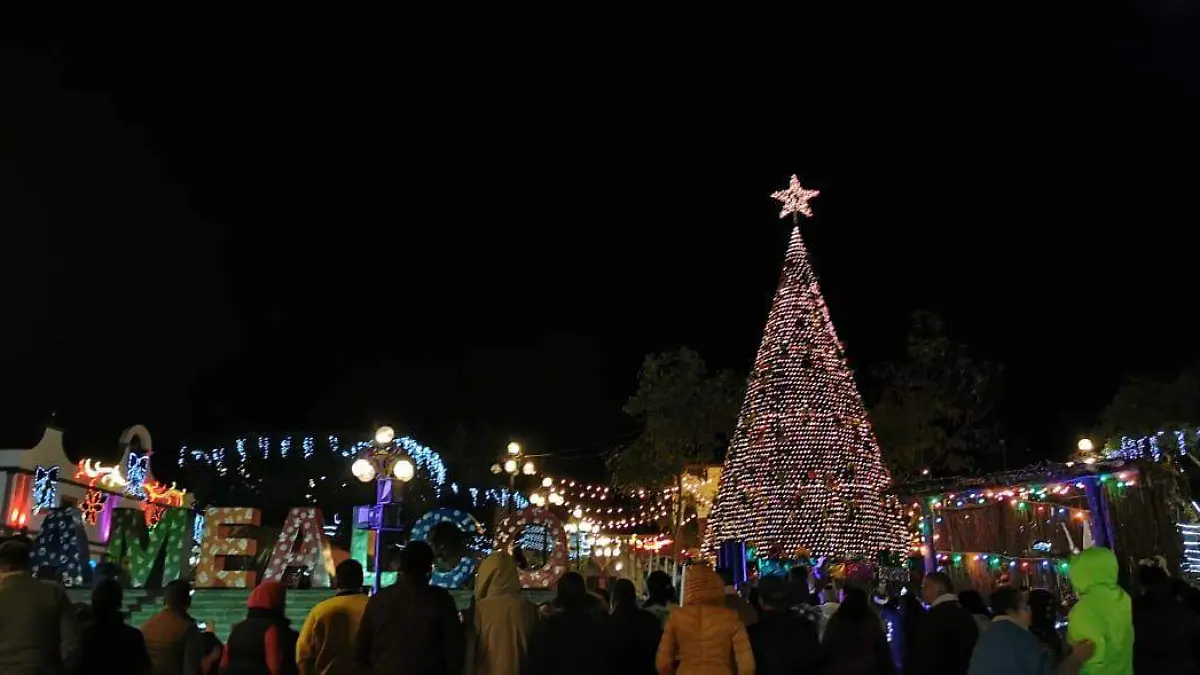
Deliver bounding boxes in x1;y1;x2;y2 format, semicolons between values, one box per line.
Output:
704;176;905;558
125;452;150;499
32;465;60;514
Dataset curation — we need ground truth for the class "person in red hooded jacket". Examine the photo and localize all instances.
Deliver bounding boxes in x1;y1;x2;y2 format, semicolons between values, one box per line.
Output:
220;581;299;675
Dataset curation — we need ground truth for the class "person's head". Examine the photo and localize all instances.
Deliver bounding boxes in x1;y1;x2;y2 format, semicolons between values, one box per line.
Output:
556;572;589;611
1067;546;1118;597
0;537;32;573
248;580;287;614
990;585;1030;627
958;589;990;617
399;541;434;583
611;578;638;612
335;559;364;591
921;572;954;605
164;580;192;612
1138;563;1170;593
91;578;124;617
756;575;792;611
646;570;674;605
787;566;809;587
1026;588;1057;629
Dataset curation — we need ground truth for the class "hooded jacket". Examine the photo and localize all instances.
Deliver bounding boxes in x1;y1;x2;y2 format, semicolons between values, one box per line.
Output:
467;553;540;675
1066;547;1133;675
656;565;755;675
221;582;299;675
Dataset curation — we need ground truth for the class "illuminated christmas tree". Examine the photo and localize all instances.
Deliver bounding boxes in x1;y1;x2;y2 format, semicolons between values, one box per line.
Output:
704;176;905;559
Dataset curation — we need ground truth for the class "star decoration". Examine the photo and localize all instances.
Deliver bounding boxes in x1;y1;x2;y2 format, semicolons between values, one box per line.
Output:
771;174;821;220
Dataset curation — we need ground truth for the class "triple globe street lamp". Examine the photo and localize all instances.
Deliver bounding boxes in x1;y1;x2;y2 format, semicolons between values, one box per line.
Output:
352;426;415;592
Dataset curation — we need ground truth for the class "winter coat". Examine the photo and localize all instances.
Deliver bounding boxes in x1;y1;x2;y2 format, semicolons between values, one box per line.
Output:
967;619;1056;675
656;565;756;675
527;598;612;675
295;591;369;675
821;606;893;675
80;610;153;675
747;609;819;675
1133;586;1200;674
1067;547;1134;675
468;553;540;675
907;598;977;675
610;604;663;675
0;572;81;675
354;574;465;675
221;581;299;675
142;607;206;675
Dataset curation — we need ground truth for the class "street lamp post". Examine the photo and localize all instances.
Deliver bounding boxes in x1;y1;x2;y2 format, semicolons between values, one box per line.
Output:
490;441;536;517
352;426;415;593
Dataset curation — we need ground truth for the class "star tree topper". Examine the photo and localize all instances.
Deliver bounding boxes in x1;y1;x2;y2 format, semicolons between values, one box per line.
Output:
771;174;820;220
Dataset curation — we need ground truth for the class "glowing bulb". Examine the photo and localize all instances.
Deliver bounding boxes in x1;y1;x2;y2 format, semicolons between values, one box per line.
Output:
615;561;624;571
1077;438;1094;452
352;459;376;482
541;476;553;488
503;459;518;474
491;463;502;474
392;457;415;482
522;461;536;475
565;522;577;533
507;442;521;456
374;426;395;445
572;508;583;519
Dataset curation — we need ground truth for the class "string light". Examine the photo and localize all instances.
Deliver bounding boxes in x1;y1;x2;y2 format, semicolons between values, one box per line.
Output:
33;465;59;514
770;174;821;219
706;207;904;558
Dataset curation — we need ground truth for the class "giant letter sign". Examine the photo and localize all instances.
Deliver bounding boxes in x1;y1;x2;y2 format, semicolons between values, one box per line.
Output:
262;507;330;587
195;507;261;588
32;506;91;587
104;507;190;587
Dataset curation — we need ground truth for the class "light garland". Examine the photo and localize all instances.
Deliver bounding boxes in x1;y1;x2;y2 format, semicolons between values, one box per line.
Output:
933;550;1070;575
705;185;905;558
33;465;60;514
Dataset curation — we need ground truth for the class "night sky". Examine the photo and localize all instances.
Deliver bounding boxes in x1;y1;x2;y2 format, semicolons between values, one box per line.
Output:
2;4;1197;475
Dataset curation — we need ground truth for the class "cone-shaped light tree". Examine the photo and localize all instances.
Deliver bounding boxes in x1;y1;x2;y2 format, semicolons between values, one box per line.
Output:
704;176;905;559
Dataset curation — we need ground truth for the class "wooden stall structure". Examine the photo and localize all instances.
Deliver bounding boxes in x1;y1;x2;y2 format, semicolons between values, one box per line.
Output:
897;457;1189;597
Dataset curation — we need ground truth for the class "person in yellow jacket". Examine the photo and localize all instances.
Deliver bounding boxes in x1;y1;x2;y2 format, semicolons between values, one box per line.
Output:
467;552;540;675
656;564;755;675
296;560;370;675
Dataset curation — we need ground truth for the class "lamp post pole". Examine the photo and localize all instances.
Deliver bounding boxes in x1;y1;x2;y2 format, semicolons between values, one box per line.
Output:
352;426;415;594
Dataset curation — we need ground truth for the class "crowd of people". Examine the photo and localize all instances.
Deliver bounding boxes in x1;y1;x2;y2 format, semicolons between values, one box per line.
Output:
1;533;1199;675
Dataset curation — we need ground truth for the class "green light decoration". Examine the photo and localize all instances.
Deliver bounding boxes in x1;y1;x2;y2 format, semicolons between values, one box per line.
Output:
350;528;396;588
104;508;190;587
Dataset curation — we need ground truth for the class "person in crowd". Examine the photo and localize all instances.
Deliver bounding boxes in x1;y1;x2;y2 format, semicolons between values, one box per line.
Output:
816;582;842;641
201;633;224;675
80;578;152;674
644;570;678;626
908;572;978;675
1066;546;1133;675
968;585;1095;675
1027;588;1065;664
467;552;539;675
899;590;924;671
1132;562;1200;674
143;580;206;675
296;560;369;675
656;564;755;675
717;567;759;627
788;567;820;607
220;580;299;675
748;575;819;675
0;536;80;675
354;541;464;675
958;590;992;636
820;586;893;675
529;572;612;675
609;578;663;675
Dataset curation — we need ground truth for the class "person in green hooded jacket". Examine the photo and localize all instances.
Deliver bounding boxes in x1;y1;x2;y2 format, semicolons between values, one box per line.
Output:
1066;546;1133;675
